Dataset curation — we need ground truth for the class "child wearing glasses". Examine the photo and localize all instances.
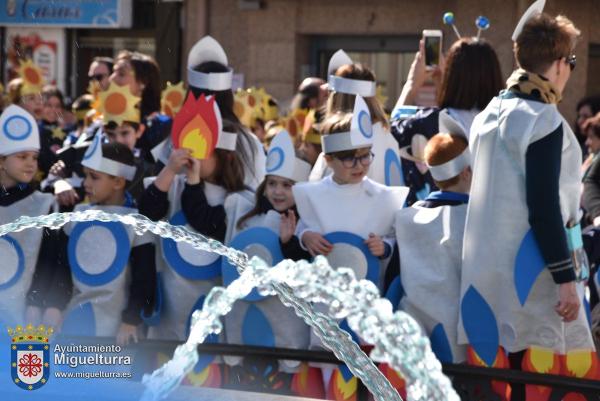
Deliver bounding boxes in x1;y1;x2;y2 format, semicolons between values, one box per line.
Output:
293;96;408;399
294;97;407;262
309;50;403;188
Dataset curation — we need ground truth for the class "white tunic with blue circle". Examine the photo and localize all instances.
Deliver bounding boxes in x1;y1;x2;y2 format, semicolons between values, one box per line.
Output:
62;203;153;337
0;191;54;326
459;95;595;362
145;175;230;341
395;195;468;363
221;193;310;372
293;176;408;348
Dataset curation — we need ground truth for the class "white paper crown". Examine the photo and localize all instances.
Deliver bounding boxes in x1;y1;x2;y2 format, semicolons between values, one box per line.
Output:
266;130;311;183
0;105;40;156
187;36;233;91
427;147;471;181
321;95;373;154
82;134;136;181
512;0;546;41
327;50;376;97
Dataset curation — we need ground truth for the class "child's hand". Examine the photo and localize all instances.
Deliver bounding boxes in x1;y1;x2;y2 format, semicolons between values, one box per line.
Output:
54;179;80;206
279;210;297;244
302;231;333;257
116;323;138;346
185;156;201;185
166;148;192;175
365;233;385;257
50;160;67;178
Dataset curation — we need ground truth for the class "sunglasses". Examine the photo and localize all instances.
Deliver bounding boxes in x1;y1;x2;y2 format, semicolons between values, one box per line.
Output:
88;73;108;81
566;54;577;71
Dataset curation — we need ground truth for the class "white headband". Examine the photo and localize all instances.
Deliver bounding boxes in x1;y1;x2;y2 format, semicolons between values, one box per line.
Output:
81;135;137;181
321;96;373;154
427;148;471;181
321;131;369;154
187;68;233;91
328;75;376;97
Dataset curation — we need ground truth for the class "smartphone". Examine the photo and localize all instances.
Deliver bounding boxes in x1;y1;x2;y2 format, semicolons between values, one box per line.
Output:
423;30;443;69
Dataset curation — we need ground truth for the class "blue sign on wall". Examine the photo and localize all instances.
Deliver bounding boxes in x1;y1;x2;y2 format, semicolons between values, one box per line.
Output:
0;0;132;28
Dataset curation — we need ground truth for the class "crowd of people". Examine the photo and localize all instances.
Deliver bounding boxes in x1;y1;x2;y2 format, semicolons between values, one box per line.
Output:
2;2;600;400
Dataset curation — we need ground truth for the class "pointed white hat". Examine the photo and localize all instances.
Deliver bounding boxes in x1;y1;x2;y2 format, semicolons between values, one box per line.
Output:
0;105;40;156
327;50;376;97
187;36;233;91
321;95;373;153
438;109;467;138
266;130;311;183
512;0;546;41
81;134;136;181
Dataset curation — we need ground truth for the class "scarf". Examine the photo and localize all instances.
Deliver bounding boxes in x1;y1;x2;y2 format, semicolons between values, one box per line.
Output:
506;68;562;104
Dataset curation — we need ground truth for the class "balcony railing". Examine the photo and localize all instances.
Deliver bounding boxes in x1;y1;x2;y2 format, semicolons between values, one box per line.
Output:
54;336;600;400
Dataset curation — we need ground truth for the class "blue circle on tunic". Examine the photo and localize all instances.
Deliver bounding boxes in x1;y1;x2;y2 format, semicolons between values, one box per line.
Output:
384;148;404;187
0;236;25;290
3;116;32;141
162;211;222;280
82;136;99;160
68;221;130;286
358;110;372;139
266;147;284;173
323;232;379;284
222;227;283;301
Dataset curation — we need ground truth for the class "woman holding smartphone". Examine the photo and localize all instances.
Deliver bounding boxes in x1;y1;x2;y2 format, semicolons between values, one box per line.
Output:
390;36;503;205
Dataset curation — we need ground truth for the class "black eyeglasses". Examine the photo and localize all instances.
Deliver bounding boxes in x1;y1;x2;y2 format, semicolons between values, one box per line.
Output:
336;151;375;169
88;73;108;81
566;54;577;71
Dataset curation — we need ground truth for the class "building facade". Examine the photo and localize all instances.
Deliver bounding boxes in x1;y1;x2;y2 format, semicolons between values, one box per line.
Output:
184;0;600;123
2;0;599;123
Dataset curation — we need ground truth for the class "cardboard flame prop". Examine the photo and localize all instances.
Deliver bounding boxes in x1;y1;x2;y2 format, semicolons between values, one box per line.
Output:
171;93;222;160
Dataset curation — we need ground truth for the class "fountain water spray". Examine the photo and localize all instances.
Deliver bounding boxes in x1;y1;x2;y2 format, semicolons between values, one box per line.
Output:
0;210;459;401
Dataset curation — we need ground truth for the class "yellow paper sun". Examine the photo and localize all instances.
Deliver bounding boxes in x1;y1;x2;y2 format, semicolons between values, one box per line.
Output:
234;87;279;129
18;59;45;95
98;82;141;126
161;81;186;117
234;88;257;128
283;108;308;138
256;87;279;122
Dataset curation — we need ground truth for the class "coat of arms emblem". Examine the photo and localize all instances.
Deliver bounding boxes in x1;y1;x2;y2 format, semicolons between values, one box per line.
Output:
9;324;53;390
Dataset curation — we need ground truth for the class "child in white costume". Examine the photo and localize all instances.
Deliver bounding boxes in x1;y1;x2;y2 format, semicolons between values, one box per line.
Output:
0;105;57;327
54;138;156;345
293;96;408;399
309;50;404;187
395;133;471;364
222;130;312;380
138;36;260;344
460;2;599;395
